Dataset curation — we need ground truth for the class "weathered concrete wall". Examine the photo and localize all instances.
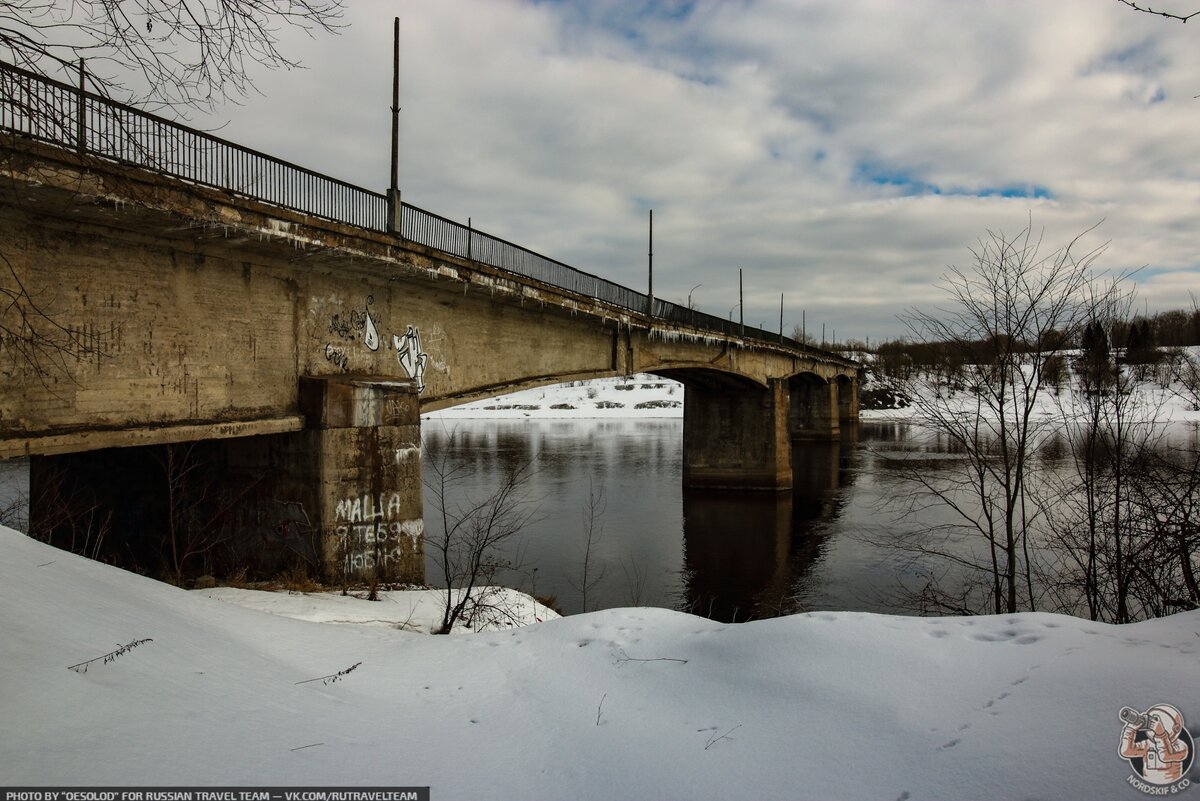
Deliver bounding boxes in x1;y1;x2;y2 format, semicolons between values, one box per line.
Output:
836;374;860;422
0;178;616;454
28;378;426;585
297;377;423;584
788;374;840;440
680;377;792;490
0;137;857;457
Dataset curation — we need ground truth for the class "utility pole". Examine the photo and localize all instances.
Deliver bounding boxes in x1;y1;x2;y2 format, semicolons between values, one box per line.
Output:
779;293;784;342
387;16;402;234
647;209;654;316
739;268;744;339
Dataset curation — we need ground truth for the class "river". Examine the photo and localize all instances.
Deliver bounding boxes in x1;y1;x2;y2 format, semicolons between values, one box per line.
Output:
421;416;1200;621
420;418;949;621
4;414;1193;622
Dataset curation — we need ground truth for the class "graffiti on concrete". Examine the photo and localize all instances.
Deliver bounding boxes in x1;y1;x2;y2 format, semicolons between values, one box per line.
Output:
393;325;429;392
321;295;431;390
335;491;423;575
362;296;380;352
324;343;349;371
325;295;380;364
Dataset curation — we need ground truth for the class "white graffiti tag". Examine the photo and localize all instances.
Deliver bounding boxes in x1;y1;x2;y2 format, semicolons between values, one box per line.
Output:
393;325;429;392
363;297;381;351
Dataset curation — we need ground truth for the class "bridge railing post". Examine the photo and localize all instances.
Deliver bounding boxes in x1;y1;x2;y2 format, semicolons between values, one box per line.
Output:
387;189;402;236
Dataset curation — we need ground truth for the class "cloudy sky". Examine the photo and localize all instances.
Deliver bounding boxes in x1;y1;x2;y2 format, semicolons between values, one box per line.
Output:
197;0;1200;343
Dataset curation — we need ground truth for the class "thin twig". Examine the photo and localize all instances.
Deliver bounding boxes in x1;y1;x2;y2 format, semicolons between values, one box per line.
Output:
289;743;324;751
613;647;688;667
295;661;362;685
596;692;607;726
1117;0;1200;23
66;638;153;673
704;724;743;750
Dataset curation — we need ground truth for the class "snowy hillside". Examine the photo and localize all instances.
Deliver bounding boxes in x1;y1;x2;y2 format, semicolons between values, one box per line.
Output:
426;374;683;419
426;361;1200;428
2;524;1196;799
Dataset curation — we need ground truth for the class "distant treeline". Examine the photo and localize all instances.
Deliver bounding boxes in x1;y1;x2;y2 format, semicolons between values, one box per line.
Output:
843;308;1200;367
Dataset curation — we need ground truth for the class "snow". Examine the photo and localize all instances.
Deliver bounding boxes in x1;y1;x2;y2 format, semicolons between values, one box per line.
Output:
198;585;559;634
859;359;1200;426
3;524;1197;799
426;362;1200;431
425;374;683;420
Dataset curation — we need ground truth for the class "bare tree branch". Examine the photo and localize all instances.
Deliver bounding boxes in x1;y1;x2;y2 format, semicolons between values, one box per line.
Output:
1117;0;1200;23
0;0;343;111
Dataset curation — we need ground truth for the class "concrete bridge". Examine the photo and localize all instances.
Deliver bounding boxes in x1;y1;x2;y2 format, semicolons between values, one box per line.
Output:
0;63;858;585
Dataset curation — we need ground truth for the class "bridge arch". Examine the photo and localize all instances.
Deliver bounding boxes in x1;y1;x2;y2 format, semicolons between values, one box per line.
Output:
420;369;623;413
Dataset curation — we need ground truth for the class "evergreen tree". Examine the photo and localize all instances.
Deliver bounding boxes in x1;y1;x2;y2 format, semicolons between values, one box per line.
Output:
1080;320;1113;390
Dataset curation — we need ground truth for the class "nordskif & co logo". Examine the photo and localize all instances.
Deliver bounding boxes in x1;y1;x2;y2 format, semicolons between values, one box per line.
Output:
1119;703;1194;795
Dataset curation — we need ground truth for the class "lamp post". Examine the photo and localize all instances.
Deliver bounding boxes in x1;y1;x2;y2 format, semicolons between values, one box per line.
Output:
688;284;702;309
387;17;402;234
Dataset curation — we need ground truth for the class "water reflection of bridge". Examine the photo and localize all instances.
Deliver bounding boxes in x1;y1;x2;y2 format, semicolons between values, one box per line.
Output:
681;428;860;622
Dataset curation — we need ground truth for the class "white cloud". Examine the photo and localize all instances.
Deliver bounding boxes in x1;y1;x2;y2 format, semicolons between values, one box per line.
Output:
194;0;1200;341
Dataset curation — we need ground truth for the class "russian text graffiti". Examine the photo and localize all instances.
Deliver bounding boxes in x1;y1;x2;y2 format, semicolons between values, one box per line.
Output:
334;492;422;576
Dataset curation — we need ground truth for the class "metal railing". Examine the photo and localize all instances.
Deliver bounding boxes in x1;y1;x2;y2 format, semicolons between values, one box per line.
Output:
0;60;837;357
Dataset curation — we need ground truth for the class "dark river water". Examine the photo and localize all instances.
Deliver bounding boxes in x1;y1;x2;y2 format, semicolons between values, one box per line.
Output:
421;416;1200;622
4;416;1192;622
421;418;939;621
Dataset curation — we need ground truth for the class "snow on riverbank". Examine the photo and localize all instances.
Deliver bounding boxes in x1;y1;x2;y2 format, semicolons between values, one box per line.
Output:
425;374;683;420
860;368;1200;425
427;362;1200;428
198;585;559;634
3;524;1197;799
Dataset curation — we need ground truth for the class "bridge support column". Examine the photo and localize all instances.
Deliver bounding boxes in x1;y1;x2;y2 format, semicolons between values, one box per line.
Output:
837;375;859;424
682;378;791;490
297;376;424;585
789;376;840;440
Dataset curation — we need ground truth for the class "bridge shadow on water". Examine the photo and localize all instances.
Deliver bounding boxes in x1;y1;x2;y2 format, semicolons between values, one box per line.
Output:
679;427;860;623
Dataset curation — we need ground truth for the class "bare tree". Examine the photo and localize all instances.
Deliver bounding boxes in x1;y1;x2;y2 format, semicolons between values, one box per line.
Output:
894;221;1113;614
25;460;112;559
0;251;98;387
1165;296;1200;411
0;0;343;110
1;0;342;383
1041;285;1169;622
568;476;607;613
424;439;537;635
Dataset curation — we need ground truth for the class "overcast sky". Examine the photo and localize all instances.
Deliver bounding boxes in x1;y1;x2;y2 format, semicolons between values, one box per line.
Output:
195;0;1200;343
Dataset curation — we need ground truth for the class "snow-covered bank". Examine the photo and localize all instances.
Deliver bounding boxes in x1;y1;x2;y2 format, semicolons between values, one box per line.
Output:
198;585;559;634
859;360;1200;425
427;365;1200;430
3;524;1197;799
425;374;683;420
